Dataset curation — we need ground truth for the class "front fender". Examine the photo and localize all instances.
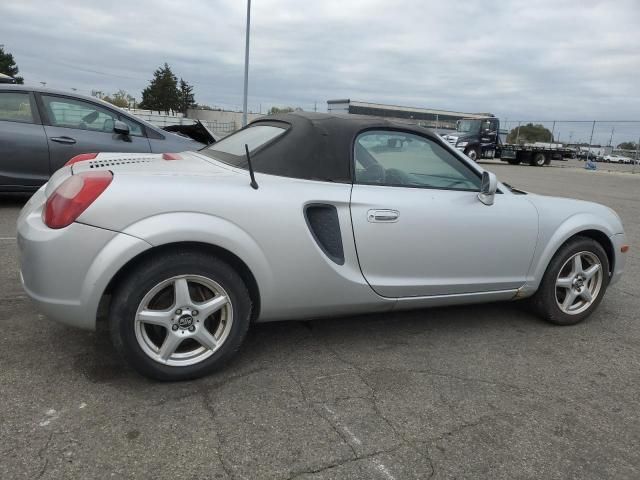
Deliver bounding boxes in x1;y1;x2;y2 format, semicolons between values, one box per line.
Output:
121;212;274;302
524;212;620;293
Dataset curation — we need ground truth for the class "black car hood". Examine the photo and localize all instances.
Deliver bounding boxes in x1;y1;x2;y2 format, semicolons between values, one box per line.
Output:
162;121;218;145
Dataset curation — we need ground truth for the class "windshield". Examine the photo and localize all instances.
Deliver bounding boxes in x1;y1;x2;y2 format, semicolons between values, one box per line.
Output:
456;119;481;133
201;124;287;166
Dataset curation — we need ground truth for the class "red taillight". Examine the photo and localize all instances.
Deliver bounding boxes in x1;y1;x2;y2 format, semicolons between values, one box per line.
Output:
43;171;113;229
162;152;182;160
65;152;98;166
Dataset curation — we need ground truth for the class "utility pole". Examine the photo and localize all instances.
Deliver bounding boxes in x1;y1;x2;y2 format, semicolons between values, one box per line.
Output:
608;127;615;147
586;120;596;161
550;121;556;143
242;0;251;127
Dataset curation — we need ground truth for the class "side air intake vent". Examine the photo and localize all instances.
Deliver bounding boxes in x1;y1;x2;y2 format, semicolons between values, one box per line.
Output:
304;204;345;265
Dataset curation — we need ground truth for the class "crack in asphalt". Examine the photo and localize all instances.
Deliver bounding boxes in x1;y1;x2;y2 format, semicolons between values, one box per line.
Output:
289;367;358;456
197;366;269;480
298;330;436;479
36;431;54;479
284;445;406;480
201;389;235;480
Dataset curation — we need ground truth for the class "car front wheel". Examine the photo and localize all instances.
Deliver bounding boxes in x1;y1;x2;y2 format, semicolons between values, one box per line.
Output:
109;251;252;381
531;236;609;325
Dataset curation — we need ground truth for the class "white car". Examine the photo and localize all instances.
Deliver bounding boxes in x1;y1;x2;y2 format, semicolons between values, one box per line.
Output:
604;154;632;164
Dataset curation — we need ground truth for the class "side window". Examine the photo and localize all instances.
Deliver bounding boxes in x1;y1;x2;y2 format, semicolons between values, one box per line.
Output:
117;114;144;136
354;130;481;191
42;95;139;135
0;92;34;123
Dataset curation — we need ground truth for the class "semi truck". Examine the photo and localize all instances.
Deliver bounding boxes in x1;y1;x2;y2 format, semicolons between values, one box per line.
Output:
441;116;573;166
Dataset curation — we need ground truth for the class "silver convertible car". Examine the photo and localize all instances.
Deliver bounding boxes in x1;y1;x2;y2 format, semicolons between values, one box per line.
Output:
18;112;627;380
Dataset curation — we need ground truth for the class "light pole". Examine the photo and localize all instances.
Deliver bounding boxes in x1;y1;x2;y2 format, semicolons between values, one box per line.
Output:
242;0;252;127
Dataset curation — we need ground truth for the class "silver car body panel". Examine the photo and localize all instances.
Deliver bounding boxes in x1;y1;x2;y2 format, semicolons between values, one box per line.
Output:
17;145;626;330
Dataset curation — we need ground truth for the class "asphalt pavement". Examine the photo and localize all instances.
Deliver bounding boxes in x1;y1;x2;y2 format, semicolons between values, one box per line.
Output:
1;161;639;479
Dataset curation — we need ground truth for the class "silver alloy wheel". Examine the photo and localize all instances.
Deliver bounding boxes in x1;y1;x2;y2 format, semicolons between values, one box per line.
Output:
134;275;233;366
555;251;603;315
534;153;546;166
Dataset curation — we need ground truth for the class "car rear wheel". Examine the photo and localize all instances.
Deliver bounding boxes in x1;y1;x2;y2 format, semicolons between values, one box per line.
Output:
109;251;252;381
531;236;609;325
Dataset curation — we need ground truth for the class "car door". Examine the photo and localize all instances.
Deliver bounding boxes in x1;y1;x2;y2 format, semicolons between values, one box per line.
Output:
350;129;538;298
0;90;50;189
37;93;151;172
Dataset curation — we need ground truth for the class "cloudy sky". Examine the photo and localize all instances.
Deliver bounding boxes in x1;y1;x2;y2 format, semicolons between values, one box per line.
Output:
1;0;639;141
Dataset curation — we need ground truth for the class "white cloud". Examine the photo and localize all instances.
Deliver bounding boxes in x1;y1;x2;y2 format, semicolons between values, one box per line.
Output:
1;0;639;125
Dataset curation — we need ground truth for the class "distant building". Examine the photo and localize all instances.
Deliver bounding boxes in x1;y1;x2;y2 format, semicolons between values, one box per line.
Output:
327;99;490;130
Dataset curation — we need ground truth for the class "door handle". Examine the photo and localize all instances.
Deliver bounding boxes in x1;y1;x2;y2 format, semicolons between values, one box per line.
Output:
367;209;400;223
50;136;77;145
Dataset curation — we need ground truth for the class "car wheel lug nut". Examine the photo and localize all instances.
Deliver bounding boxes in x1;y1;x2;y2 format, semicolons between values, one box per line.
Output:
172;324;179;331
175;309;182;315
189;326;195;332
192;310;198;316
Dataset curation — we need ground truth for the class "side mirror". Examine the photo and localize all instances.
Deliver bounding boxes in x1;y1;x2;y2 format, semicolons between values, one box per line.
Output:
478;171;497;205
113;120;130;136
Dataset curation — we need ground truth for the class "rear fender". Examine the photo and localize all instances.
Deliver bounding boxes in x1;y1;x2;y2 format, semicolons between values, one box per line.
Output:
121;212;274;300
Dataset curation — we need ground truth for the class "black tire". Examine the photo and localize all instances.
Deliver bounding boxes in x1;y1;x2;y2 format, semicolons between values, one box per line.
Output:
531;152;547;166
109;250;252;381
531;236;609;326
465;146;481;162
507;159;520;165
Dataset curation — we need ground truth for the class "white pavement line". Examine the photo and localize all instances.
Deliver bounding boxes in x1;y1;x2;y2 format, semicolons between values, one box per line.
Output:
0;237;17;241
321;404;394;479
372;458;396;480
322;404;363;446
38;408;60;427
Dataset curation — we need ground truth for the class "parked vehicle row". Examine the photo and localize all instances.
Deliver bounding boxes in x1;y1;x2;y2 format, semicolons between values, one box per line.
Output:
576;152;638;164
0;85;217;192
18;112;627;380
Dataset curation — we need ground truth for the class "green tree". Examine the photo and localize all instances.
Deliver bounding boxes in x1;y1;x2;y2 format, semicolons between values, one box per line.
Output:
617;141;637;150
0;46;24;84
103;89;133;109
268;106;296;115
139;63;180;114
177;78;196;114
506;123;554;144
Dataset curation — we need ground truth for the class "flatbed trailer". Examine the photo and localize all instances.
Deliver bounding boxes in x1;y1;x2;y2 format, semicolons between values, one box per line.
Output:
497;144;574;166
442;116;574;166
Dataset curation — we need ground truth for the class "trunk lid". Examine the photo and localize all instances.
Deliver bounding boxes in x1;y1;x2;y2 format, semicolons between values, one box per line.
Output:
70;151;235;178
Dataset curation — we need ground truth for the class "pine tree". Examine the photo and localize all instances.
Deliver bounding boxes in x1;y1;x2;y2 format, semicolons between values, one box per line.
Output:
178;78;196;115
0;46;24;84
139;63;180;114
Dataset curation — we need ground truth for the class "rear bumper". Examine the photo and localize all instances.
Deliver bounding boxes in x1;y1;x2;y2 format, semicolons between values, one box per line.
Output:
17;188;150;330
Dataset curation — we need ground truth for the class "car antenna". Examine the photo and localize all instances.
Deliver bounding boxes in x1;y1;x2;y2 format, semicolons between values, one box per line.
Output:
244;144;259;190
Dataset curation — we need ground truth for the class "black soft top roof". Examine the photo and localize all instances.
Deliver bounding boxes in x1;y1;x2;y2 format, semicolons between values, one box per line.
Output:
246;111;441;183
